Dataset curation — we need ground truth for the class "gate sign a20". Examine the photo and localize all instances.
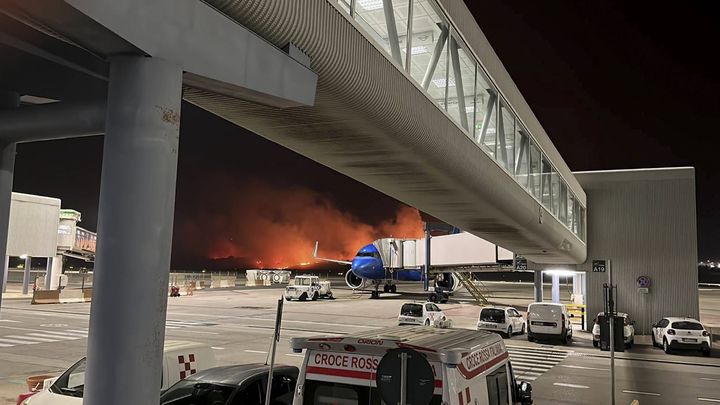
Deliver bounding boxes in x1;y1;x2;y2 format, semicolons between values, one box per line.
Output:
636;276;651;288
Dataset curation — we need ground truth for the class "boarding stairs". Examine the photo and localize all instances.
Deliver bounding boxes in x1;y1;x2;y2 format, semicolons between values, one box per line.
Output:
453;271;490;305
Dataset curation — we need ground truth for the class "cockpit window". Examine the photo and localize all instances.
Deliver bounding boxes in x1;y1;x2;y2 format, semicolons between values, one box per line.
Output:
356;251;381;259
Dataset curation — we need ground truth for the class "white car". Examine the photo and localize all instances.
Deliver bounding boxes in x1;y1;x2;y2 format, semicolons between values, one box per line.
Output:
527;302;573;344
651;317;712;356
20;341;215;404
477;306;526;338
592;312;635;348
397;302;448;327
284;275;333;301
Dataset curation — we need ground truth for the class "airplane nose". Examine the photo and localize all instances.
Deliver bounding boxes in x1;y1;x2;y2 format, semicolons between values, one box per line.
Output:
352;258;382;278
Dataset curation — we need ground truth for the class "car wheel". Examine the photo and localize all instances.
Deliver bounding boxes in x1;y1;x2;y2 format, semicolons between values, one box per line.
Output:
285;297;291;301
299;292;307;301
425;319;430;326
561;329;568;345
390;285;397;293
651;333;657;347
592;340;598;348
312;292;318;301
521;323;526;335
505;326;512;338
663;338;671;354
383;285;390;293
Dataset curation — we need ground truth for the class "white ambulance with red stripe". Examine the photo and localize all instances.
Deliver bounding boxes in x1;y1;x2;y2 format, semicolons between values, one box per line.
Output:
290;326;533;405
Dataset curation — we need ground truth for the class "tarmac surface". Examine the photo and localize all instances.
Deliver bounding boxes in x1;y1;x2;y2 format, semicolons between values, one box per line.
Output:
0;278;719;404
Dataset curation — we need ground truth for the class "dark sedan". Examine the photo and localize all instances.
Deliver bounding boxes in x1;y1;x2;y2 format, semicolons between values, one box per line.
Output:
160;364;298;405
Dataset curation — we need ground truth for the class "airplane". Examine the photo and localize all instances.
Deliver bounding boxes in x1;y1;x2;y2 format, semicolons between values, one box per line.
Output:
313;232;514;298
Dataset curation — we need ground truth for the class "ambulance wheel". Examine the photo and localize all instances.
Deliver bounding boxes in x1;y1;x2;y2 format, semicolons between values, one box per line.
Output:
299;292;308;301
425;319;430;326
312;292;318;301
390;285;397;293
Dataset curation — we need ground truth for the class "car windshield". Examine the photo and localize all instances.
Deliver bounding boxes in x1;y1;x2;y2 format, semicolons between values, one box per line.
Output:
160;381;236;405
480;309;506;323
671;321;703;330
529;305;562;320
400;304;423;317
50;357;87;397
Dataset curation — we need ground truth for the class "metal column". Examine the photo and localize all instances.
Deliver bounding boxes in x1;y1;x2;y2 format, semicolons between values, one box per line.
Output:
22;255;31;295
1;256;8;293
84;56;182;405
0;91;18;314
382;0;402;65
551;274;560;303
534;270;543;302
423;223;431;291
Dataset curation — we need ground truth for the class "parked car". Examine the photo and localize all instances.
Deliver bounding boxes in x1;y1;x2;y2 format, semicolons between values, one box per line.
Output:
284;275;333;301
397;302;448;327
160;364;298;405
526;302;573;344
477;306;526;338
592;312;635;348
651;317;712;356
20;341;216;405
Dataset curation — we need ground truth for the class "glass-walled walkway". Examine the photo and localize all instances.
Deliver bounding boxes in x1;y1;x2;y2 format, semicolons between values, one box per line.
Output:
334;0;586;242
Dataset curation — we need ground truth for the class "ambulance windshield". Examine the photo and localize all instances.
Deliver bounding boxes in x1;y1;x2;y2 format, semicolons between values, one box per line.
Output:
303;380;442;405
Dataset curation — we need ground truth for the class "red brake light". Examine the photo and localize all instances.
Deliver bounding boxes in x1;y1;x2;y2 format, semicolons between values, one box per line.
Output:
667;329;676;335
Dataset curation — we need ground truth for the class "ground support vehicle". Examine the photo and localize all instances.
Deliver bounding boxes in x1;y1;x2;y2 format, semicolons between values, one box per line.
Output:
478;306;526;338
284;275;333;301
526;303;573;344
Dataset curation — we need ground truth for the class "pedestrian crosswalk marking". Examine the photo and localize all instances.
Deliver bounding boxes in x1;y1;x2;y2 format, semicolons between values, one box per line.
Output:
507;345;570;382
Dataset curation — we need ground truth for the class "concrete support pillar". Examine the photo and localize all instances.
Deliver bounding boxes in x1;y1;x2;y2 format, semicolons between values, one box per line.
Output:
22;255;31;295
551;274;560;303
49;255;63;290
84;56;182;405
533;270;543;302
1;256;8;293
44;257;53;290
0;91;18;314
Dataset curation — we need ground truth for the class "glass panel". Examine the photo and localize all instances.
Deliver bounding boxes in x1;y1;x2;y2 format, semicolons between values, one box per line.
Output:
475;70;497;157
354;0;410;67
580;205;586;241
541;156;552;209
551;167;560;216
568;193;575;232
408;0;447;102
529;141;541;199
514;126;529;189
497;102;514;173
445;34;476;133
558;181;568;225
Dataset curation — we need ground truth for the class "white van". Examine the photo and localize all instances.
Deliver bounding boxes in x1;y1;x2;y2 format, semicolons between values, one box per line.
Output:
290;326;532;405
21;341;216;405
527;303;573;344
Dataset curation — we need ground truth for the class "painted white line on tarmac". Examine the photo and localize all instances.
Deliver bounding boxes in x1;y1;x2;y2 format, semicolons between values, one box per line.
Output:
169;330;219;335
6;335;59;342
622;390;660;397
0;319;20;323
698;398;720;403
27;333;79;340
553;383;589;389
244;350;268;354
0;342;13;347
211;347;225;350
560;364;609;371
701;378;720;382
285;354;305;357
0;337;38;345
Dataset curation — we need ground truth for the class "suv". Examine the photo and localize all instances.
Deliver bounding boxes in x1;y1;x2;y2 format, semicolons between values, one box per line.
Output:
652;317;711;356
477;306;526;338
397;302;449;327
284;276;332;301
592;312;635;348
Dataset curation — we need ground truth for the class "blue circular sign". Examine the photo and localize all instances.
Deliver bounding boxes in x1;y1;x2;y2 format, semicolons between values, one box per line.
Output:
636;276;651;288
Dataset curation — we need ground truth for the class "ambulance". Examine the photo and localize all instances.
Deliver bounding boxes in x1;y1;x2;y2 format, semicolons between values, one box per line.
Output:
290;326;533;405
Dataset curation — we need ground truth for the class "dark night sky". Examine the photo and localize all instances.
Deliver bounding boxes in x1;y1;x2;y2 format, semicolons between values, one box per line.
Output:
11;1;720;266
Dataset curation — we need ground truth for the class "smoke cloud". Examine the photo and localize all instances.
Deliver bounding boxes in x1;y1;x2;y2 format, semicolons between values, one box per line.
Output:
173;179;423;269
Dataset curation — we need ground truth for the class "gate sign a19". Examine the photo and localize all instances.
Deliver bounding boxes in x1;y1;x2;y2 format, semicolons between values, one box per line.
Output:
592;260;606;273
636;276;651;288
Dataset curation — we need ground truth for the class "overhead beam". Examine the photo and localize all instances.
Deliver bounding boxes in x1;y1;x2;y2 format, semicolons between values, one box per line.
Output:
0;100;105;143
421;25;448;91
64;0;317;108
382;0;403;65
477;91;496;144
449;36;468;131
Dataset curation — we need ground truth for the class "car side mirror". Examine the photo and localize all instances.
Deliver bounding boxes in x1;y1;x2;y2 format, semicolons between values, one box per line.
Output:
516;381;533;404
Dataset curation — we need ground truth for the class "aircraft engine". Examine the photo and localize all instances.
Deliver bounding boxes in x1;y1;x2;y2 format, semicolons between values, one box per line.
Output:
435;272;462;292
345;269;366;289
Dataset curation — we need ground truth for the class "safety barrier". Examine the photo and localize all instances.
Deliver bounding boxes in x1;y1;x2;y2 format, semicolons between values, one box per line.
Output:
566;303;586;326
32;288;92;304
